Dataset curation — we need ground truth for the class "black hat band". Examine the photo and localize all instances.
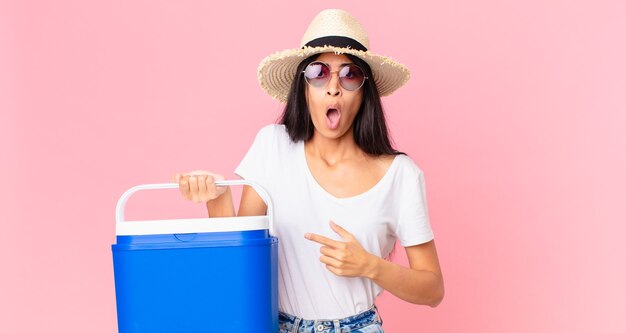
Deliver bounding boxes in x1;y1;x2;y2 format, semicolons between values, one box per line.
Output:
303;36;367;52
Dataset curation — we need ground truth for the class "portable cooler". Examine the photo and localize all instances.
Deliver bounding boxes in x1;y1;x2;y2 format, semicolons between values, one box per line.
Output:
111;180;278;333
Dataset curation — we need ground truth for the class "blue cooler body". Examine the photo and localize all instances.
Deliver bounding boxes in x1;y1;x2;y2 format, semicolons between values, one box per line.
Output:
112;181;278;333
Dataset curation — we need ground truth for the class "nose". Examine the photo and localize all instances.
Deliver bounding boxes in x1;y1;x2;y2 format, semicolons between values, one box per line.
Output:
326;71;341;97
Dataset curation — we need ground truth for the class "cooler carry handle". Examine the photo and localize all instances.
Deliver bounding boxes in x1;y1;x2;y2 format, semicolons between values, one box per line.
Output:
115;180;274;236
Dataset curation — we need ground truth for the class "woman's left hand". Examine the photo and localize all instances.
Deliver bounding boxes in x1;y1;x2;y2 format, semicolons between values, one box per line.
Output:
305;221;380;278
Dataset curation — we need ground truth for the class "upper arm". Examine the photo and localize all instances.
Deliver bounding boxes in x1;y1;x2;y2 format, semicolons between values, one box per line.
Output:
405;240;445;306
405;240;443;280
237;185;268;216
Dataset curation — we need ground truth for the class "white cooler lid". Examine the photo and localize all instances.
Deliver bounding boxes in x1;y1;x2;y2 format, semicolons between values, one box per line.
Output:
116;181;274;236
116;216;269;236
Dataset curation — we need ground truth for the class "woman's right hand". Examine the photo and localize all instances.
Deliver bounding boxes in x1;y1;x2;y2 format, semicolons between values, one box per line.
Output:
172;170;227;203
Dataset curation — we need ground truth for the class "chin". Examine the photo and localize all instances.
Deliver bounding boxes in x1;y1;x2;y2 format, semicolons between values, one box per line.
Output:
316;125;352;140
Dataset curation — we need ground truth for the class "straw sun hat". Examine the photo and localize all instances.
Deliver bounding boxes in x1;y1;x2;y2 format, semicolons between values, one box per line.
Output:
257;9;411;103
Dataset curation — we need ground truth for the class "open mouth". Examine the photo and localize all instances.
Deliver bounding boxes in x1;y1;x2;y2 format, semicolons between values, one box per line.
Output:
326;107;341;130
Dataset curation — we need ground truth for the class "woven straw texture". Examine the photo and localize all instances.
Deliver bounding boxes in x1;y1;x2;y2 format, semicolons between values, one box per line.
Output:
257;9;410;103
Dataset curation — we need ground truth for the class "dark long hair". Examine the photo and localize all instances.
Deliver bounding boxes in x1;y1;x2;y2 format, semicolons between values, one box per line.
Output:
279;54;404;156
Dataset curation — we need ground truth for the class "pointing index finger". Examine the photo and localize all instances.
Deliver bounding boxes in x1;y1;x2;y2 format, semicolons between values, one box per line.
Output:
305;233;343;248
329;220;353;239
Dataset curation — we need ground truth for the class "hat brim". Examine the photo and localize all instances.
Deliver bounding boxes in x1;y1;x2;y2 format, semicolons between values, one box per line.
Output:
257;46;411;103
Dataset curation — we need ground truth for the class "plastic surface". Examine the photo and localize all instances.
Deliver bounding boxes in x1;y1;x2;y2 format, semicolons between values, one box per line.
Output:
115;180;275;236
112;231;278;332
115;215;269;236
112;181;278;333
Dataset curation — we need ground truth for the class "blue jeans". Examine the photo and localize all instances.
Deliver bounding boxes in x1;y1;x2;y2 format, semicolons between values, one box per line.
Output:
278;305;384;333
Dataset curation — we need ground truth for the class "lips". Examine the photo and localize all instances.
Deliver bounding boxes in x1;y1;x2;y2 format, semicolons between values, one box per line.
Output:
325;105;341;130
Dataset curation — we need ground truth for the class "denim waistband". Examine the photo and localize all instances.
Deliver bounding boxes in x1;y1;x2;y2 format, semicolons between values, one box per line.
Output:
278;305;383;333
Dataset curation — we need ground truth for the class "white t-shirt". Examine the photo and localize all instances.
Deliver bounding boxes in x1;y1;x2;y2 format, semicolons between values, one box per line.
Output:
234;124;434;319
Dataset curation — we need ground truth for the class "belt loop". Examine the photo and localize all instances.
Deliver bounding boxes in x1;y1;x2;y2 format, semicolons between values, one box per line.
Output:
373;305;383;326
333;319;341;332
291;317;302;333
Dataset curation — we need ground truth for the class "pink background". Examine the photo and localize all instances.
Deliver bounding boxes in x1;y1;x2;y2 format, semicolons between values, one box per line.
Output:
2;0;625;332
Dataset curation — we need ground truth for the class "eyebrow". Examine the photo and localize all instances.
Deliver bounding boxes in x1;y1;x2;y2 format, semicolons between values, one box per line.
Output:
315;61;353;67
319;62;354;69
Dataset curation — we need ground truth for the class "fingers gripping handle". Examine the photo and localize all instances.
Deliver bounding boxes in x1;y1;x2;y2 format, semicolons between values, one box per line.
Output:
115;180;274;236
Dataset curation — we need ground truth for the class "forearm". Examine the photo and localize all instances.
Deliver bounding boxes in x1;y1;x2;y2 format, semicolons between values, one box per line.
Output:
366;256;444;307
206;187;235;217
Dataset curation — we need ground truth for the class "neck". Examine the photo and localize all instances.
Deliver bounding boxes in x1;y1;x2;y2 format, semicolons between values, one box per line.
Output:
306;127;362;166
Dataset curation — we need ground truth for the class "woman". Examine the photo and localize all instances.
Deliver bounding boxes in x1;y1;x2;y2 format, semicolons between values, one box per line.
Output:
174;9;444;333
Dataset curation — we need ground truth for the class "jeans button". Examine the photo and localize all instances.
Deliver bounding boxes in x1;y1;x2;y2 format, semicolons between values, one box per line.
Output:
317;324;325;331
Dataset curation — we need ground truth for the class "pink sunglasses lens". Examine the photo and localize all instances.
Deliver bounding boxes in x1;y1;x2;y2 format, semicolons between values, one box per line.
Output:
303;62;331;88
338;64;365;90
304;62;366;91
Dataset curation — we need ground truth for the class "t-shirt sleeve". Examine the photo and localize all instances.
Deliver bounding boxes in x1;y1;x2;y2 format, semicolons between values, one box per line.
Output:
396;161;435;247
234;125;275;185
